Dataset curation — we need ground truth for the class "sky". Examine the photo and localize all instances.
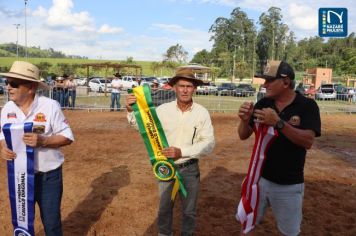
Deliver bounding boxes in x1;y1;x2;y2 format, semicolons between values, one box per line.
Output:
0;0;354;61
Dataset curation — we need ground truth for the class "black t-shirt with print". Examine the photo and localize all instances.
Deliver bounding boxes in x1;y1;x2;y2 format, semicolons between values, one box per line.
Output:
249;93;321;185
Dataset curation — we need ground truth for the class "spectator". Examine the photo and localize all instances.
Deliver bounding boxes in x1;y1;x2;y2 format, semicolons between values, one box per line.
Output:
62;74;70;108
295;82;305;96
66;75;77;109
305;85;316;100
151;79;160;92
111;73;123;111
348;88;355;103
54;76;65;108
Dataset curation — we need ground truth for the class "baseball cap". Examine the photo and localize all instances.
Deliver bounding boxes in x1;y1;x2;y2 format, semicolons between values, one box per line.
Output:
255;60;295;81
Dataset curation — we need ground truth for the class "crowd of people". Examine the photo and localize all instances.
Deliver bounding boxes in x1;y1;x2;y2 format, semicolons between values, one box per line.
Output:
0;60;322;236
50;74;77;109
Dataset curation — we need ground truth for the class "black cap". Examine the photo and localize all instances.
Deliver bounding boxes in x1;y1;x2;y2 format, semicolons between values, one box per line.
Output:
255;60;295;80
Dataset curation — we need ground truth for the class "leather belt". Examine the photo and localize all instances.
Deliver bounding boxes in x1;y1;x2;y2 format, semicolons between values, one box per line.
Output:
176;159;198;169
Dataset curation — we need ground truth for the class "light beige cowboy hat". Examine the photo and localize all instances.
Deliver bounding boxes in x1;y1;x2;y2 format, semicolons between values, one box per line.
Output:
0;61;49;89
168;70;204;86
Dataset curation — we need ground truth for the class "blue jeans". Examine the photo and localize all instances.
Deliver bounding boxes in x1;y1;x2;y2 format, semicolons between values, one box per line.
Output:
68;90;76;108
35;166;63;236
158;161;200;236
110;93;121;111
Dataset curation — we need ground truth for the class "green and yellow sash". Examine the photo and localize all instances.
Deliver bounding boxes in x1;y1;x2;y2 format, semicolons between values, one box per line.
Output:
129;85;187;200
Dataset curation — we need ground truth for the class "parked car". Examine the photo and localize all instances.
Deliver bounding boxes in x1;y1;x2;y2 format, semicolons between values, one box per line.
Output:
216;83;238;96
0;77;6;94
315;84;336;100
233;84;256;97
75;77;87;86
141;76;157;87
196;81;218;95
121;76;138;90
88;77;112;93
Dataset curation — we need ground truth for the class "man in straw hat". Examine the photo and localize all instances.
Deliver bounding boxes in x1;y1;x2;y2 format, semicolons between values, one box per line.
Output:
236;60;321;235
0;61;74;235
126;70;215;236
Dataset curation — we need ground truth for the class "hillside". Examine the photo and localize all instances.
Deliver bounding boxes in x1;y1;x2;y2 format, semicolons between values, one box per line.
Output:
0;43;87;59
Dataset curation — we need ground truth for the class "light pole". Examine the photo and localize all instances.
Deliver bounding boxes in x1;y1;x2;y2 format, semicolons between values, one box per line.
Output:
232;45;237;82
24;0;28;58
14;24;20;58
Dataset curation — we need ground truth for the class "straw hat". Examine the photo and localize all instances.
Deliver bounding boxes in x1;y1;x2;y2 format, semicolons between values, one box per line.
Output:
0;61;49;89
168;70;203;86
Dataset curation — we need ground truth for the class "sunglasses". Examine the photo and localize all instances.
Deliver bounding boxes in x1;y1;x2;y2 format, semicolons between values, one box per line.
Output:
5;80;31;88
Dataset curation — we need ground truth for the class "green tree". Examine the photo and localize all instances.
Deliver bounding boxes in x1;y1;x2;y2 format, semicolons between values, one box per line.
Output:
190;49;211;65
164;44;188;63
256;7;288;71
208;7;256;77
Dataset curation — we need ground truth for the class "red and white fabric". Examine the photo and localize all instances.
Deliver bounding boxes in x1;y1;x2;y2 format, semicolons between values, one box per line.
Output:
236;123;278;234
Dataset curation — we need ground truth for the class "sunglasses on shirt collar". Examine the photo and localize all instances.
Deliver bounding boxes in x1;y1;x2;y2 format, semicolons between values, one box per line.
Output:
5;79;32;88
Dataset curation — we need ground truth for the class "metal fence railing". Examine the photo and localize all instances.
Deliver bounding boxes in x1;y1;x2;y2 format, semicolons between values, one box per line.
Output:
0;87;355;114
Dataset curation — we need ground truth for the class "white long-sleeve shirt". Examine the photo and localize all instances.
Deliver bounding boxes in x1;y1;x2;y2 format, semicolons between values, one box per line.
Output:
127;100;215;164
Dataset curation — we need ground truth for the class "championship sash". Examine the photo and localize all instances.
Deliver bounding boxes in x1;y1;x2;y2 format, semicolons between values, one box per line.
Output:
129;85;187;200
3;122;35;236
236;123;277;234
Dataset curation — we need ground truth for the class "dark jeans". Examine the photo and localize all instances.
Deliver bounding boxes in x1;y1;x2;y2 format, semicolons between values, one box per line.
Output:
63;90;69;107
158;161;200;236
110;93;121;111
35;166;63;236
68;90;76;108
53;90;65;108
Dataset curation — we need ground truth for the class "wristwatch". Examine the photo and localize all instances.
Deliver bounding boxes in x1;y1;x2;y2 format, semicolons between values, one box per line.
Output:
275;119;285;130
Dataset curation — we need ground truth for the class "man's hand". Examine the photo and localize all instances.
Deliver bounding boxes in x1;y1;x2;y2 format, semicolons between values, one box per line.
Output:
238;102;254;122
125;94;137;112
23;133;47;148
254;108;280;126
1;141;16;161
161;147;182;160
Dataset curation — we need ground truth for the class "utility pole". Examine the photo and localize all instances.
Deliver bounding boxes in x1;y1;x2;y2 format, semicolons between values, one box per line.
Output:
271;20;275;60
232;45;237;82
14;24;20;58
252;35;256;79
24;0;28;58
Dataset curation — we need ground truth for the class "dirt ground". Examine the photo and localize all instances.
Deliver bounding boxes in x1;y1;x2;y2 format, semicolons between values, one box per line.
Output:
0;111;356;236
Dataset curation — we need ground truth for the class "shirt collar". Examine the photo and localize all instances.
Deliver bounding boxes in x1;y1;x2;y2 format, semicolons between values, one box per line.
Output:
175;100;195;112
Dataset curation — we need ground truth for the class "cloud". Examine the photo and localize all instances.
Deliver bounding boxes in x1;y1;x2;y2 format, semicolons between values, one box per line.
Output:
45;0;94;31
98;24;124;34
287;3;317;31
0;6;23;18
32;6;48;18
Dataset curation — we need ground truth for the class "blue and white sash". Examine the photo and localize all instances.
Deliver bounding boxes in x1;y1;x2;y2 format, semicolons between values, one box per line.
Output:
3;122;35;236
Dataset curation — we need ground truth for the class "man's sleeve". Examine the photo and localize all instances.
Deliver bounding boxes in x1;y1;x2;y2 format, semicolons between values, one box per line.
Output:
301;99;321;137
52;102;74;141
